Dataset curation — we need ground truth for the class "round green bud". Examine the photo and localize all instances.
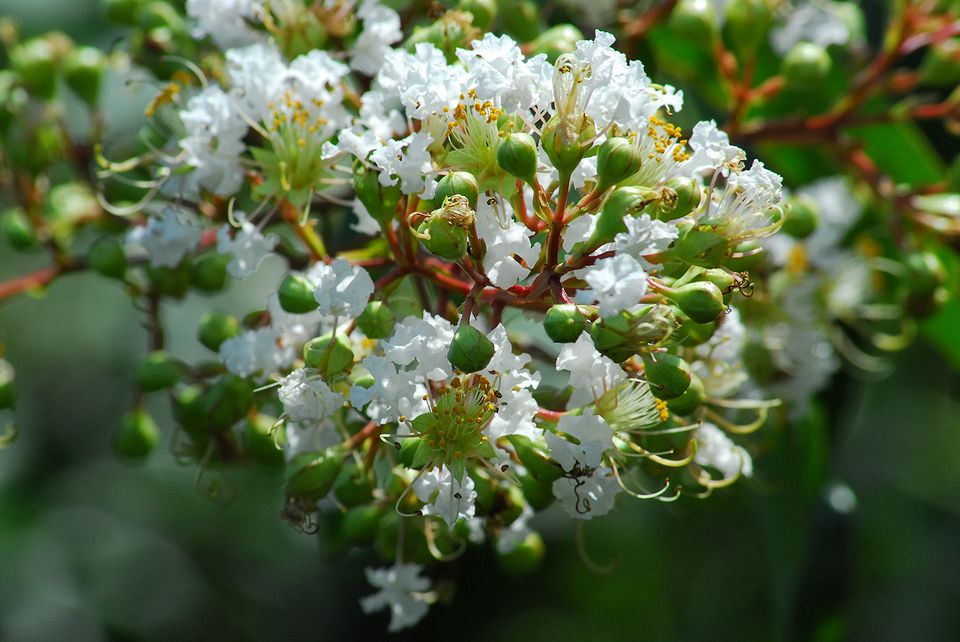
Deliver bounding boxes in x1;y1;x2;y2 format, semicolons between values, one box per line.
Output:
189;254;229;293
696;268;737;294
88;237;127;279
596;137;642;191
0;361;15;410
136;351;182;392
670;0;717;45
356;301;396;339
435;171;480;209
589;315;637;363
286;448;346;500
781;42;832;89
906;251;947;300
541;114;595;176
63;47;104;105
334;461;375;507
497;531;545;576
115;408;159;459
198;311;239;352
457;0;497;30
641;352;692;400
339;504;383;546
590;187;651;247
655;176;702;221
447;324;495;373
498;484;527;526
204;374;255;429
544;304;587;343
278;274;319;314
528;24;583;62
920;39;960;89
245;414;284;468
172;384;206;436
782;195;819;239
417;217;469;261
303;333;354;376
666;373;705;416
138;1;186;32
354;160;400;225
664;281;726;324
11;38;60;99
724;240;764;271
497;132;539;185
722;0;772;61
501;0;541;42
503;434;564;483
2;207;38;250
102;0;145;25
147;262;191;298
518;471;555;510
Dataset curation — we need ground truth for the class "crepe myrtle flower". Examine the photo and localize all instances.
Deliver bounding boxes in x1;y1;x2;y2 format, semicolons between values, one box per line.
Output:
360;563;433;632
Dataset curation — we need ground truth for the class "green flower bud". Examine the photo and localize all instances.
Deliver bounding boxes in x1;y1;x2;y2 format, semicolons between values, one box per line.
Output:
670;228;729;267
528;24;583;62
518;472;555;510
503;434;564;483
654;176;702;222
658;281;726;324
103;0;145;25
498;484;527;526
63;46;104;105
435;171;480;209
696;268;737;294
920;39;960;88
278;274;319;314
204;374;255;429
905;251;947;300
11;37;60;100
497;531;545;576
589;316;637;363
136;351;182;391
354;160;401;225
676;314;717;346
2;207;38;250
147;261;192;298
501;0;541;42
334;461;375;507
496;132;539;185
722;0;772;61
198;311;239;352
447;324;495;373
457;0;497;30
724;240;764;271
670;0;717;45
356;301;396;339
781;42;832;89
418;216;469;261
641;352;692;400
0;361;15;410
541;113;595;176
115;408;159;459
666;373;705;416
544;304;587;343
88;237;127;279
589;186;658;247
303;332;354;377
742;338;777;384
782;195;819;239
172;384;206;436
339;504;383;546
286;448;346;500
596;137;642;191
189;253;229;293
245;414;284;468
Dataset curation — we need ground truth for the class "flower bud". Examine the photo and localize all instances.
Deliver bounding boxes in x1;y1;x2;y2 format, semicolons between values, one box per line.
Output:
518;472;555;510
115;408;159;459
497;531;545;576
447;324;495;373
724;240;764;271
501;0;541;42
589;314;637;363
782;195;819;239
0;360;15;410
722;0;772;61
541;114;595;176
641;352;692;400
136;351;182;391
334;461;375;507
435;171;480;209
496;132;539;185
172;384;206;436
905;251;947;300
666;373;705;416
88;237;127;279
198;311;239;352
245;414;284;468
457;0;497;30
2;207;38;250
147;262;191;298
339;504;384;546
278;274;319;314
544;304;587;343
11;37;61;99
676;314;717;346
503;434;564;483
354;160;400;225
63;46;104;105
286;448;346;500
657;281;726;324
781;42;832;89
189;254;229;293
356;301;396;339
304;333;355;377
654;176;702;221
670;0;717;45
528;24;583;62
742;338;777;384
696;268;737;295
417;217;469;261
589;186;658;247
204;374;255;429
596;137;642;191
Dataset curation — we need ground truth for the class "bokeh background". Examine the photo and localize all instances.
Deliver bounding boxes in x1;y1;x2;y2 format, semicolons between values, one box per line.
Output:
2;1;960;640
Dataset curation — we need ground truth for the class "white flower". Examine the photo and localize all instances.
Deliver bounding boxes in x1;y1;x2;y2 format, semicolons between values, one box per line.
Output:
226;42;286;118
369;131;435;195
556;333;626;407
285;50;352;137
219;327;294;378
186;0;263;49
457;33;551;113
484;326;541;443
125;208;202;268
475;196;540;289
309;258;374;319
380;314;455;381
708;159;784;240
360;563;431;632
178;86;248;196
350;198;381;236
349;354;429;423
552;466;621;519
694;422;752;479
546;408;614;472
612;214;678;263
770;1;853;56
216;216;277;279
382;43;466;120
279;368;344;425
583;253;649;316
413;465;477;528
686;119;745;176
351;0;403;75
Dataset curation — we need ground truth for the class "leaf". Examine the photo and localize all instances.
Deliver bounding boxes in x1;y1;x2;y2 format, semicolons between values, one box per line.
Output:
847;121;944;185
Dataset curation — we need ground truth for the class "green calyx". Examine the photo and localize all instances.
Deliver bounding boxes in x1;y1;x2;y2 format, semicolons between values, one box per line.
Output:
416;195;476;261
781;42;832;89
642;352;692;400
286;448;347;500
544;304;588;343
88;237;127;279
447;324;495;373
278;274;319;314
496;132;539;185
782;195;819;239
596;137;643;191
198;311;239;352
436;171;480;209
136;350;182;391
303;332;355;377
357;301;396;339
654;280;727;324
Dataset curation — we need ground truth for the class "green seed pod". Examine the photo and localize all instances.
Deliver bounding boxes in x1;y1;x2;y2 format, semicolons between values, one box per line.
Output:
589;315;637;363
63;46;104;105
596;137;642;191
198;311;239;352
303;333;355;377
11;37;60;100
503;434;564;483
278;274;319;314
528;24;583;62
782;195;819;239
544;304;587;343
670;0;717;45
661;281;726;324
0;361;15;410
435;171;480;209
781;42;832;89
447;324;495;373
497;531;545;576
136;351;182;391
457;0;497;30
204;374;255;429
2;207;38;250
334;461;375;507
356;301;396;339
724;240;764;271
676;313;717;346
88;237;127;279
723;0;772;61
189;254;229;293
103;0;145;25
501;0;541;42
245;414;284;468
115;408;160;459
147;261;192;298
496;132;539;185
417;217;469;261
654;176;702;222
642;352;692;400
286;448;346;500
666;373;705;416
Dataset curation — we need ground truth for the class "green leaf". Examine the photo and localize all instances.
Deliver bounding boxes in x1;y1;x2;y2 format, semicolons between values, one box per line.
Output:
847;121;944;184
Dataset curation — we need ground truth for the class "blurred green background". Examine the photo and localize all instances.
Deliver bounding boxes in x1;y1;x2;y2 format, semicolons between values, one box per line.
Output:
3;1;960;640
